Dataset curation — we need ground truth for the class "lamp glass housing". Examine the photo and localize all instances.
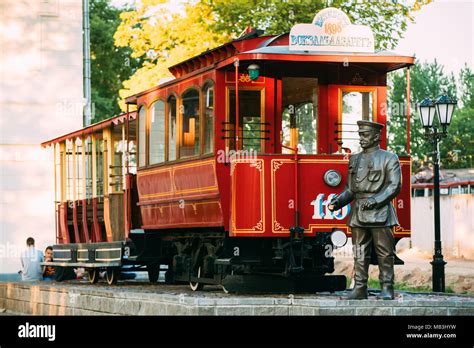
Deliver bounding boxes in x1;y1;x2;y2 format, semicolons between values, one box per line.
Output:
418;98;436;128
435;94;456;126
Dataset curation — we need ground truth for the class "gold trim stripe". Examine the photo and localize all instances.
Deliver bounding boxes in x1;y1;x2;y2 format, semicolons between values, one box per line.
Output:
138;159;218;198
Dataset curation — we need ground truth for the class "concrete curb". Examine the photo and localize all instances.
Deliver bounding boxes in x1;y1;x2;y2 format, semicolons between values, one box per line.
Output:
1;282;473;316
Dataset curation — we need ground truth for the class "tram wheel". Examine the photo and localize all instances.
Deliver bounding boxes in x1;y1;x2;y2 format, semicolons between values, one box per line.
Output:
164;269;175;284
189;266;204;291
106;267;120;285
87;268;99;284
147;263;160;283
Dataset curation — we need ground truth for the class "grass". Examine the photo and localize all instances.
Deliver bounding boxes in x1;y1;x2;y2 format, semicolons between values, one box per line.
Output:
346;277;455;293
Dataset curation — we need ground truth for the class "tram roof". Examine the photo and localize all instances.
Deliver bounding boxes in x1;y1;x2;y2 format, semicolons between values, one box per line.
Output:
216;45;415;75
41;112;137;147
125;32;414;103
245;45;413;66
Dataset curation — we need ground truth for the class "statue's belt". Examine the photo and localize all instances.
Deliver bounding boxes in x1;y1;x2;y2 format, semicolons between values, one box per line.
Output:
354;193;377;199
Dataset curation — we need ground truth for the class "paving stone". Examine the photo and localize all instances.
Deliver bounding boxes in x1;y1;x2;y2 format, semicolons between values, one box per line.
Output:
299;306;316;315
253;306;276;315
318;307;356;315
447;307;474;315
455;299;474;307
355;307;393;315
196;306;217;315
216;306;254;315
393;307;449;315
289;306;303;315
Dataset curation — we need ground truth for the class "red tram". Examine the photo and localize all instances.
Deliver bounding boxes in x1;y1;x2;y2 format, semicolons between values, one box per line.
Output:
42;8;414;292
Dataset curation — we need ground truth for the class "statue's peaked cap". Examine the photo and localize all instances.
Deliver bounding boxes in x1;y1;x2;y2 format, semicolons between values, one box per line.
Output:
357;120;384;132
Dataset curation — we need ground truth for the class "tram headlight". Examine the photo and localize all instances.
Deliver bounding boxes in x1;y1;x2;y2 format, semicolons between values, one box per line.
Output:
330;230;347;248
324;169;342;187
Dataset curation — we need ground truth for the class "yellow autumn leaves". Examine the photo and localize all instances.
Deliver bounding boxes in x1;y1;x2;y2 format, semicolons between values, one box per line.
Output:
114;0;230;110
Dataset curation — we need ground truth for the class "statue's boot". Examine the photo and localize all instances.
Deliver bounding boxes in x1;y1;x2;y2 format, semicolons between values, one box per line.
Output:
378;285;394;300
347;257;370;300
377;256;395;300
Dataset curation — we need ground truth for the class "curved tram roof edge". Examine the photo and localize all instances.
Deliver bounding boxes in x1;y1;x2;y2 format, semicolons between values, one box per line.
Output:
125;46;415;104
41;111;137;147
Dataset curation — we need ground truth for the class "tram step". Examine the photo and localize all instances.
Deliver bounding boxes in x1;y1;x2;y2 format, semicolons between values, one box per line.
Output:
215;258;261;265
215;258;231;265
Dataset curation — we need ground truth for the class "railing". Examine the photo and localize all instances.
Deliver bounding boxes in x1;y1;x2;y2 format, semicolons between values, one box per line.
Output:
221;121;271;149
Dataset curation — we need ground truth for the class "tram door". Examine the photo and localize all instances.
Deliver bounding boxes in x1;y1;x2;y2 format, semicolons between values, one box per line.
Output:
281;78;318;154
337;87;377;153
227;88;265;152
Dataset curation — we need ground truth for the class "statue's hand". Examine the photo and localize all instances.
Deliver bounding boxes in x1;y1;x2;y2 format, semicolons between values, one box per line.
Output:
362;197;377;210
328;197;340;212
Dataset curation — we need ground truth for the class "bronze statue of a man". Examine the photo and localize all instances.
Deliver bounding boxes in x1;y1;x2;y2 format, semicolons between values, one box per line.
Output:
329;120;401;300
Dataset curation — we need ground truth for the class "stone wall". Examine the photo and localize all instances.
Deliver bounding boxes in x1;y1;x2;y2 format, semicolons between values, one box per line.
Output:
412;195;474;258
0;0;83;273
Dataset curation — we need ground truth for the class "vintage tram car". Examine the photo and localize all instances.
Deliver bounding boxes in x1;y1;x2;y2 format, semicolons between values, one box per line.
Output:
42;8;414;292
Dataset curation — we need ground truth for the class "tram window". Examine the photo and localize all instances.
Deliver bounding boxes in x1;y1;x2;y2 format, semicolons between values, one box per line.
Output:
282;103;317;154
168;96;177;161
203;83;214;154
96;138;104;197
451;186;460;195
128;141;137;174
341;91;374;153
138;106;146;167
85;137;93;199
281;77;318;154
229;89;263;152
66;140;73;201
113;139;124;192
149;100;165;165
76;139;83;199
414;189;425;197
461;185;469;194
470;185;474;194
180;89;200;158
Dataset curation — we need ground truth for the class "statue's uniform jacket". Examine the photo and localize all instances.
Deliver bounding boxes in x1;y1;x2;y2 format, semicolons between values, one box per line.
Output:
336;147;402;227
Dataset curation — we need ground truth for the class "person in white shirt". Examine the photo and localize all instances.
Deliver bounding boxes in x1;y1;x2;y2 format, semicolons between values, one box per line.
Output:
20;237;44;281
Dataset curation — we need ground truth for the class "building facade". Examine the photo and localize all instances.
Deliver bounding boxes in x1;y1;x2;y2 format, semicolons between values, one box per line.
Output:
0;0;83;273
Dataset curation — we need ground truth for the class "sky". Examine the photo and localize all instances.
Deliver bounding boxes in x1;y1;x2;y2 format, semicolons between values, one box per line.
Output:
110;0;473;74
395;0;473;74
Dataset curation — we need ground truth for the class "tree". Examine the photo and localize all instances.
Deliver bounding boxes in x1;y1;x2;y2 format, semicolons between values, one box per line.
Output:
207;0;432;50
114;0;230;110
90;0;141;122
387;61;473;169
114;0;431;110
439;65;474;169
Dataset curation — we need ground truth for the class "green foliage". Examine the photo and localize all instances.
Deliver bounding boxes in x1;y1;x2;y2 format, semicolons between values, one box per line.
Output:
112;0;430;109
113;1;229;110
90;0;141;123
388;62;473;169
207;0;430;50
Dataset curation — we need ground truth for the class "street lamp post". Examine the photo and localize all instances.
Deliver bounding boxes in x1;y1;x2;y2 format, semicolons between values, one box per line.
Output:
417;93;457;293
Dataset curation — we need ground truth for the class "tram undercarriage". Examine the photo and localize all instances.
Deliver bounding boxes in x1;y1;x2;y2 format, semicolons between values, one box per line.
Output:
48;229;347;293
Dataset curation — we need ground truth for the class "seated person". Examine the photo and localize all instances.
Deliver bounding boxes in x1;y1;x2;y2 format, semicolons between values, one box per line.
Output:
20;237;44;281
42;246;55;281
